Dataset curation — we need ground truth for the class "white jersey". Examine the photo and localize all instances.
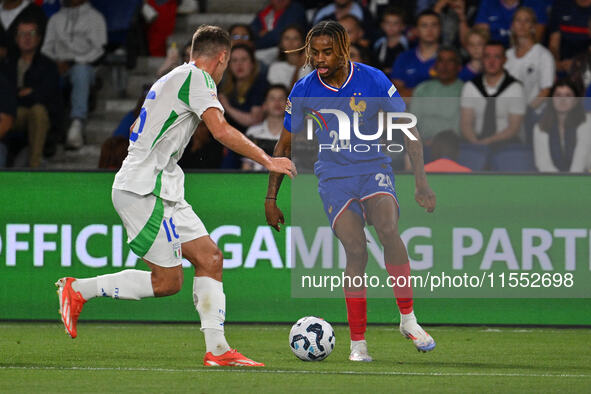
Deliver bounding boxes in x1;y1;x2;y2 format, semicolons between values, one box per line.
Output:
113;63;223;202
505;44;555;105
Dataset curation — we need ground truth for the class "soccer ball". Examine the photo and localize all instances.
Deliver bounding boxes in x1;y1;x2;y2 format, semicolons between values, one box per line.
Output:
289;316;335;361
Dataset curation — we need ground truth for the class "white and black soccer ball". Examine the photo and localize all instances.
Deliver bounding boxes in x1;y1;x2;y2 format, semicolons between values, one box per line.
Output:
289;316;335;361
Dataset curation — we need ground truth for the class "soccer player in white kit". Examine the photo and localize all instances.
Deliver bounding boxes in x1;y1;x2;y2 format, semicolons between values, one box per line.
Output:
55;25;295;367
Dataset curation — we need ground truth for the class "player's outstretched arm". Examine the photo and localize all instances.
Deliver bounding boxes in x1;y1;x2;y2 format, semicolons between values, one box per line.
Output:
265;127;292;232
405;126;436;213
202;107;296;178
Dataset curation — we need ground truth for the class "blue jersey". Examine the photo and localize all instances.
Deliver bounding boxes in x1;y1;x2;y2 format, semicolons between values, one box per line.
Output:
390;48;436;89
284;61;406;181
475;0;548;47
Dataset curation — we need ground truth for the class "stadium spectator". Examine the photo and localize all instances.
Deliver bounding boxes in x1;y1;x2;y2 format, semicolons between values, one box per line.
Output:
548;0;591;73
41;0;107;150
156;40;191;78
313;0;375;40
229;24;255;49
0;0;46;58
424;129;472;172
267;25;311;90
0;73;17;167
250;0;307;50
90;0;142;50
505;7;555;144
372;7;408;75
533;80;591;172
410;46;464;142
350;42;372;64
143;0;177;57
391;10;440;97
460;41;526;147
98;135;128;170
242;84;287;171
1;18;61;168
432;0;470;48
568;18;591;93
473;0;548;48
338;14;369;48
220;44;268;132
219;44;269;168
459;27;487;81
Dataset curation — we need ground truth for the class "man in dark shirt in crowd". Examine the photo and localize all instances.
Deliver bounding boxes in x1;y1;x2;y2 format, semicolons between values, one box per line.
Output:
1;18;61;167
0;73;17;167
0;0;46;58
548;0;591;73
250;0;307;49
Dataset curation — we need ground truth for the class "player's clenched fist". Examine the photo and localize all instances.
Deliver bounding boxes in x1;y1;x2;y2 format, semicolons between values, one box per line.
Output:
265;200;285;232
266;157;297;179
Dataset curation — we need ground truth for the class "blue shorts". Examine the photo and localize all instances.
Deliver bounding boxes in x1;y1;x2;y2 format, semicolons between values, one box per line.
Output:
318;167;399;229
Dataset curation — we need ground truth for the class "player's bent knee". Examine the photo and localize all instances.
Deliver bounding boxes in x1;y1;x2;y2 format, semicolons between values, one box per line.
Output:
375;224;400;243
342;240;368;261
207;248;224;273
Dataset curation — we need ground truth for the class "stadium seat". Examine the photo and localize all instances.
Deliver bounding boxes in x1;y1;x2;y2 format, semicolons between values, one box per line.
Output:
490;144;536;172
457;143;489;171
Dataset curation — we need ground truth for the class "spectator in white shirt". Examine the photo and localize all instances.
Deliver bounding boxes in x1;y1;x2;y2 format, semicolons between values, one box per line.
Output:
242;84;287;171
41;0;106;149
267;25;312;90
461;41;526;147
505;7;555;111
533;80;591;172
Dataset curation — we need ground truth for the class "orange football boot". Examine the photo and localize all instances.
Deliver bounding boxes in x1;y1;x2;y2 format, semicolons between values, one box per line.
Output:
55;277;87;339
203;349;265;367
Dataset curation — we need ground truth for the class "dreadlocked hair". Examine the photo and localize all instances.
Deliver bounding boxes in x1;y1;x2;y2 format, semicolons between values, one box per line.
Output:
286;21;350;68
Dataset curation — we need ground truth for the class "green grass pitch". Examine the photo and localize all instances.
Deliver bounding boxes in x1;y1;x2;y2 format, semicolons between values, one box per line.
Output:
1;322;590;393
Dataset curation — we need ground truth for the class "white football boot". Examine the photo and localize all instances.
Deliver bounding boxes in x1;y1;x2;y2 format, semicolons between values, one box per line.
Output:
399;312;436;352
349;340;373;362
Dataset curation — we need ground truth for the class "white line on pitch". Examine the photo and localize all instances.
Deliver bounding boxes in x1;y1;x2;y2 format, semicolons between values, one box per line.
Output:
0;366;589;378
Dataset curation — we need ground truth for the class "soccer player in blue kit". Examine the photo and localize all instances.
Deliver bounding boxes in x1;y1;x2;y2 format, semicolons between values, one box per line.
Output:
265;21;437;362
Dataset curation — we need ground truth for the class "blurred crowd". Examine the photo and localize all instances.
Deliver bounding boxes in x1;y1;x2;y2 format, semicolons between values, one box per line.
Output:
1;0;591;173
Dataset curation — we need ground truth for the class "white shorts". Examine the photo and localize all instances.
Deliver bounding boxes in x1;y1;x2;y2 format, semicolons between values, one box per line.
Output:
112;189;208;267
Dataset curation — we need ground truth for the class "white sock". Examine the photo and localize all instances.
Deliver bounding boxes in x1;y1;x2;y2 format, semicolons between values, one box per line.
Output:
350;339;367;350
400;311;417;325
193;276;230;356
73;270;154;300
